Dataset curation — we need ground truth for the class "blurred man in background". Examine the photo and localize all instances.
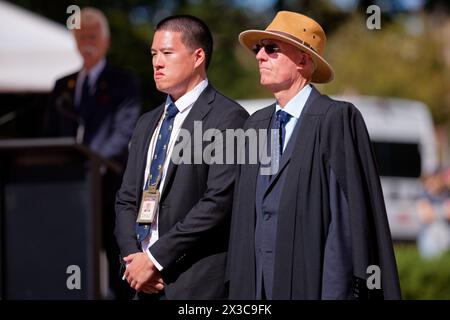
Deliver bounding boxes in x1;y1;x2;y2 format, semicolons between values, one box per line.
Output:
417;169;450;258
45;7;140;299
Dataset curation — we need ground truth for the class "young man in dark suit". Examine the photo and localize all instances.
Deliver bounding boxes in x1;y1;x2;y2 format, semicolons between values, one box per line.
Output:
227;11;401;300
115;15;248;299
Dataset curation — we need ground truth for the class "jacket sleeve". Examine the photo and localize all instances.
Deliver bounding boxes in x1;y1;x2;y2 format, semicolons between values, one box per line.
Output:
321;167;354;299
323;102;401;299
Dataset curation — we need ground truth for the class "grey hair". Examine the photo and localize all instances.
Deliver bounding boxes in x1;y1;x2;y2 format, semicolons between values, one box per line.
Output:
80;7;110;38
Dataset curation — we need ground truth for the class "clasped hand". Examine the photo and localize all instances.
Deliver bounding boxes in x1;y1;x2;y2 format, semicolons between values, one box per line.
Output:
123;252;164;294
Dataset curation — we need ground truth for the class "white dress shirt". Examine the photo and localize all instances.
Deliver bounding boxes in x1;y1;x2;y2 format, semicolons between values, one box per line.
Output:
141;79;209;270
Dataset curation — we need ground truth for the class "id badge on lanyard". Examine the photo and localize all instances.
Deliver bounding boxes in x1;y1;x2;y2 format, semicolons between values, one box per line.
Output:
137;185;160;224
136;107;178;224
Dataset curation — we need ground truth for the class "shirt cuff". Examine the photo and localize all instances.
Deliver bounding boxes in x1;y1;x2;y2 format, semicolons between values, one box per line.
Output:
147;250;164;271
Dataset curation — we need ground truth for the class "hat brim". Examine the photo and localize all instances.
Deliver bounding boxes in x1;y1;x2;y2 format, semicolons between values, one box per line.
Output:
239;30;334;83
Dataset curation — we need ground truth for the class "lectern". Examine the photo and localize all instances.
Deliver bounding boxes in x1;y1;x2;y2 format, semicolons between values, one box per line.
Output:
0;137;121;299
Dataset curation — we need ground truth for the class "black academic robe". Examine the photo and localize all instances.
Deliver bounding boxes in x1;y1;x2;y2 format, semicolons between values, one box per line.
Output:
226;89;401;300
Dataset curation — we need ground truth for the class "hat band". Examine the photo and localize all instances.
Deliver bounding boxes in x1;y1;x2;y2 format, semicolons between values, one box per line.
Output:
266;30;317;53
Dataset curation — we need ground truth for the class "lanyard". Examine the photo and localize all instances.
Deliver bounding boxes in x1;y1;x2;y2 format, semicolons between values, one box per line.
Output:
144;109;183;192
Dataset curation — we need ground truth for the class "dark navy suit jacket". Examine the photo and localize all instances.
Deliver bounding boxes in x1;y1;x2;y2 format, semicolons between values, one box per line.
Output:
45;62;140;165
115;85;249;299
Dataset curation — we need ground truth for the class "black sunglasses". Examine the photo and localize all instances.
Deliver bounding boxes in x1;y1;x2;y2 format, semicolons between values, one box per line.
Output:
251;43;280;55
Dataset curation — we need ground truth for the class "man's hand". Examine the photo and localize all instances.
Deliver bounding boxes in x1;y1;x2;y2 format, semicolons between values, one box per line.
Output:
123;252;164;293
140;276;164;294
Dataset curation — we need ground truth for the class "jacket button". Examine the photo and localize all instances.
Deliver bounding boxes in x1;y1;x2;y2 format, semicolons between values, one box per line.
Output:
264;213;271;220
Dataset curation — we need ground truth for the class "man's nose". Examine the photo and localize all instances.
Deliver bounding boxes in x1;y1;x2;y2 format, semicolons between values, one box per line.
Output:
255;47;267;61
153;53;164;67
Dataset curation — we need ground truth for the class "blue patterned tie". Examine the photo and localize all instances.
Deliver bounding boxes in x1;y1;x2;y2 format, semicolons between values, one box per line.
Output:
145;102;179;189
275;109;292;156
136;102;179;242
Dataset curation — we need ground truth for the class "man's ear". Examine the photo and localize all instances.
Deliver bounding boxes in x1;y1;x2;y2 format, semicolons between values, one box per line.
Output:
297;52;315;71
297;52;309;66
194;48;206;69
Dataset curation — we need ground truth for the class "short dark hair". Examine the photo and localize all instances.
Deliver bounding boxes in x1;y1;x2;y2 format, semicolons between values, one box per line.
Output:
155;15;213;69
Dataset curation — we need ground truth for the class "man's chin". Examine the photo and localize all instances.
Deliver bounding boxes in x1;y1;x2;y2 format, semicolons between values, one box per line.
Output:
260;79;272;87
154;82;165;90
154;83;170;95
83;58;101;70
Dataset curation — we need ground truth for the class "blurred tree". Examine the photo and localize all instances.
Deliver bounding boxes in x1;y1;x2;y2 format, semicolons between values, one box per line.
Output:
272;0;349;36
322;13;450;125
7;0;354;103
7;0;273;105
171;0;269;99
10;0;448;120
426;0;450;13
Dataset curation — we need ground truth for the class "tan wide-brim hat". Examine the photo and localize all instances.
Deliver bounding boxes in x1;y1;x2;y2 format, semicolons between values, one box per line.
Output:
239;11;334;83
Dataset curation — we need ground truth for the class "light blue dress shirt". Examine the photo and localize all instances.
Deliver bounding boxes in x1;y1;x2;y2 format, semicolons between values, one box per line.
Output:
275;84;312;151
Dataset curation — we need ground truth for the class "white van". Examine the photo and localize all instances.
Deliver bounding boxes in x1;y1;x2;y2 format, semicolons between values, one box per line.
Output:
237;96;438;240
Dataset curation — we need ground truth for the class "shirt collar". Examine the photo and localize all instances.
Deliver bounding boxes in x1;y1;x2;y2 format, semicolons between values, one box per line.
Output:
165;79;209;113
275;84;312;119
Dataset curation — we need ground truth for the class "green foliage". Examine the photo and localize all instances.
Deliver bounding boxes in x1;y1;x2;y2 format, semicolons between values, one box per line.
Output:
174;0;270;100
395;244;450;299
322;14;450;125
105;7;165;112
9;1;450;122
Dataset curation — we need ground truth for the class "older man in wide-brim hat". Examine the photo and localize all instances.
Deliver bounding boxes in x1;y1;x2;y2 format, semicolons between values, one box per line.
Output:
239;11;334;84
227;11;401;300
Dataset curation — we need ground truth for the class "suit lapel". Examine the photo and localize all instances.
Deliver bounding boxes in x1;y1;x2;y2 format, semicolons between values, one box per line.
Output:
263;125;295;196
160;85;215;200
246;106;275;227
257;107;275;165
63;73;78;110
255;107;275;191
94;63;109;100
